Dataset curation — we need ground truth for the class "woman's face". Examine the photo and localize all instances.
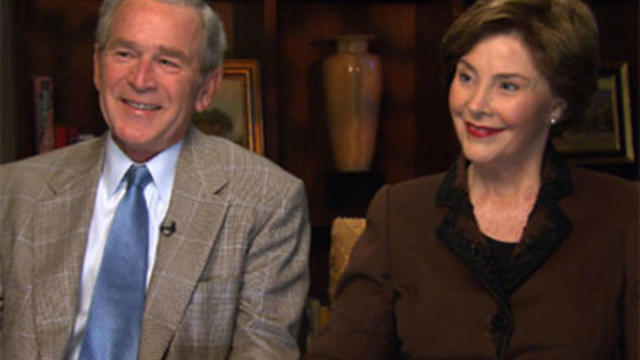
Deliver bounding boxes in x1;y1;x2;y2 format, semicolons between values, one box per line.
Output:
448;32;565;170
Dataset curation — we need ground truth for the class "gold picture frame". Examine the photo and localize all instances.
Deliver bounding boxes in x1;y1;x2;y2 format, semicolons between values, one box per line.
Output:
553;62;635;164
193;59;264;154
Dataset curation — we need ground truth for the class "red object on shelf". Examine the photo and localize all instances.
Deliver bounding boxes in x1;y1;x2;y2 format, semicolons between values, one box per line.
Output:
54;125;67;148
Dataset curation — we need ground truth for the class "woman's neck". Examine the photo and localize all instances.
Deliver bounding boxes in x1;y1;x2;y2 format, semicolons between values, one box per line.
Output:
468;155;543;199
467;155;545;242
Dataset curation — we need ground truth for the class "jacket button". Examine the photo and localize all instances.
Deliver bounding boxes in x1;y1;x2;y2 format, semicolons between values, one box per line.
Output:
470;243;478;256
491;312;510;333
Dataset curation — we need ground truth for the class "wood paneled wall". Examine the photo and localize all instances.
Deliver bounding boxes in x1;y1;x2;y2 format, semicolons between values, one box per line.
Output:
275;2;461;225
13;0;103;160
0;1;16;163
9;0;639;227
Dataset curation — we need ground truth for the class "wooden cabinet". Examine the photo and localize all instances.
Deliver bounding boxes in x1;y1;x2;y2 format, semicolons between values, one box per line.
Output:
11;0;639;229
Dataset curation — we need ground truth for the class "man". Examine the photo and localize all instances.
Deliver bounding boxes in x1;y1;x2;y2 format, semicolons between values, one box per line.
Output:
0;0;310;359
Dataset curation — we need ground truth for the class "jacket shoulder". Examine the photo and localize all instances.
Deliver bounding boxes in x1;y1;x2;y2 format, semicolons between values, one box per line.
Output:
0;137;104;194
366;173;446;219
569;166;637;207
201;134;300;184
194;134;304;206
386;173;446;204
562;166;638;241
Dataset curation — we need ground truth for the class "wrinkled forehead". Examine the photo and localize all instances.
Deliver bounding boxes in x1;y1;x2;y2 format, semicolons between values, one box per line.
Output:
108;0;203;50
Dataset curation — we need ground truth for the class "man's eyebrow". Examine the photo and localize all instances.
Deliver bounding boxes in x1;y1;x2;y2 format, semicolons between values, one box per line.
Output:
106;40;189;61
157;46;189;61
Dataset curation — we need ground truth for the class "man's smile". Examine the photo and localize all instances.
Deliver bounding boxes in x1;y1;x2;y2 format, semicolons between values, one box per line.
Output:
122;98;162;111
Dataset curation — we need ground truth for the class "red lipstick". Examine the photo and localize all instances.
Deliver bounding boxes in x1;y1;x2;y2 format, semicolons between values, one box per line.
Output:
465;122;503;138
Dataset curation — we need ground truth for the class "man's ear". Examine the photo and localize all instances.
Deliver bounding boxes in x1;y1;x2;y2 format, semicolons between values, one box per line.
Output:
93;44;102;91
194;68;223;113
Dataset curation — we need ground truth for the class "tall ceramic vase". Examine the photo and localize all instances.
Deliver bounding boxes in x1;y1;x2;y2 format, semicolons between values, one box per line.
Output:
323;35;382;172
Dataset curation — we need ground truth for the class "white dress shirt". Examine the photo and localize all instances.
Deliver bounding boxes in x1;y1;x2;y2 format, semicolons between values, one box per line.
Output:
65;135;182;360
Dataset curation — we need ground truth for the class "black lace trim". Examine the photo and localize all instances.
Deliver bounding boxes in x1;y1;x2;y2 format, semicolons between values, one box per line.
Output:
434;146;574;359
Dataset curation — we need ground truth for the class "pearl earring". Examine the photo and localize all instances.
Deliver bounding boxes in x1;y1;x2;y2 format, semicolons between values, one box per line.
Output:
550;117;557;125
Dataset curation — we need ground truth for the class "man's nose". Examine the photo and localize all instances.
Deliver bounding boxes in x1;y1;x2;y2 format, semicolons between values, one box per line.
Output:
128;58;157;92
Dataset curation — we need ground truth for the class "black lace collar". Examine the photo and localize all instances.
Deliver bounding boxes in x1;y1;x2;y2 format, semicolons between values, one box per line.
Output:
434;146;574;357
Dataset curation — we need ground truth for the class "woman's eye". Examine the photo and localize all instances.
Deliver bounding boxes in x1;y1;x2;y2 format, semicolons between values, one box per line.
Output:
458;72;472;83
500;82;519;91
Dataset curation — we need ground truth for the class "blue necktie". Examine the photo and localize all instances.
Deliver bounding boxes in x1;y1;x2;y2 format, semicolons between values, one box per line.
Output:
79;165;152;360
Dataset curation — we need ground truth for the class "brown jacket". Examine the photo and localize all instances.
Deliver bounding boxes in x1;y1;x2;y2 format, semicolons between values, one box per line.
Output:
307;152;638;360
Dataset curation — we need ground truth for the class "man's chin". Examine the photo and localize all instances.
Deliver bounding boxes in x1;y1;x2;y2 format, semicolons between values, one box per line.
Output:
113;137;163;162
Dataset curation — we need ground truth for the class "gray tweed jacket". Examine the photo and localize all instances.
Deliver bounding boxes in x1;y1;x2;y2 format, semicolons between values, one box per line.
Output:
0;127;310;360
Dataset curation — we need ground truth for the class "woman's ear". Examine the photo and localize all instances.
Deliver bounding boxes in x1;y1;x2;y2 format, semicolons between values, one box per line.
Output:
550;98;567;123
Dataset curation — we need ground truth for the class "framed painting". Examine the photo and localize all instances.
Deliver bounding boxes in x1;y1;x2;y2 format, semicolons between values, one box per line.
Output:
553;62;635;164
193;59;264;154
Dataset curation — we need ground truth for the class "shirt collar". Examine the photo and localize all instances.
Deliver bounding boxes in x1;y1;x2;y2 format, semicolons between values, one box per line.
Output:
103;133;183;202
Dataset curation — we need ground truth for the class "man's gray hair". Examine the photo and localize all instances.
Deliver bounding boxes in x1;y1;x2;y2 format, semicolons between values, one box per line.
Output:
95;0;227;74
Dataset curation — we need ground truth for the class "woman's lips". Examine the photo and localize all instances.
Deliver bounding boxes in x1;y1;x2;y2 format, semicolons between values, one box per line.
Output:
465;122;504;138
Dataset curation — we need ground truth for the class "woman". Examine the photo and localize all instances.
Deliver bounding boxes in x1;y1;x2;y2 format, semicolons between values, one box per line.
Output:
305;0;638;359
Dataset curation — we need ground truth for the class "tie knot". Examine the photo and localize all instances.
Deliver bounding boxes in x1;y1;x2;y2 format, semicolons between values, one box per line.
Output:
125;165;152;190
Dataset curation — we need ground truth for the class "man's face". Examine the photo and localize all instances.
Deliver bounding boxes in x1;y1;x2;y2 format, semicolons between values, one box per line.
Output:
94;0;221;162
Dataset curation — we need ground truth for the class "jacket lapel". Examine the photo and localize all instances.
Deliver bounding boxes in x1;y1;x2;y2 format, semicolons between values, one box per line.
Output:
436;151;573;297
503;151;573;293
139;129;230;359
434;160;507;299
32;136;106;359
435;151;574;359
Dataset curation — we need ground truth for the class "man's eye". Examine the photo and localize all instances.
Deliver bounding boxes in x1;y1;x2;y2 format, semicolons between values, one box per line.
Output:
159;59;179;68
116;51;132;58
